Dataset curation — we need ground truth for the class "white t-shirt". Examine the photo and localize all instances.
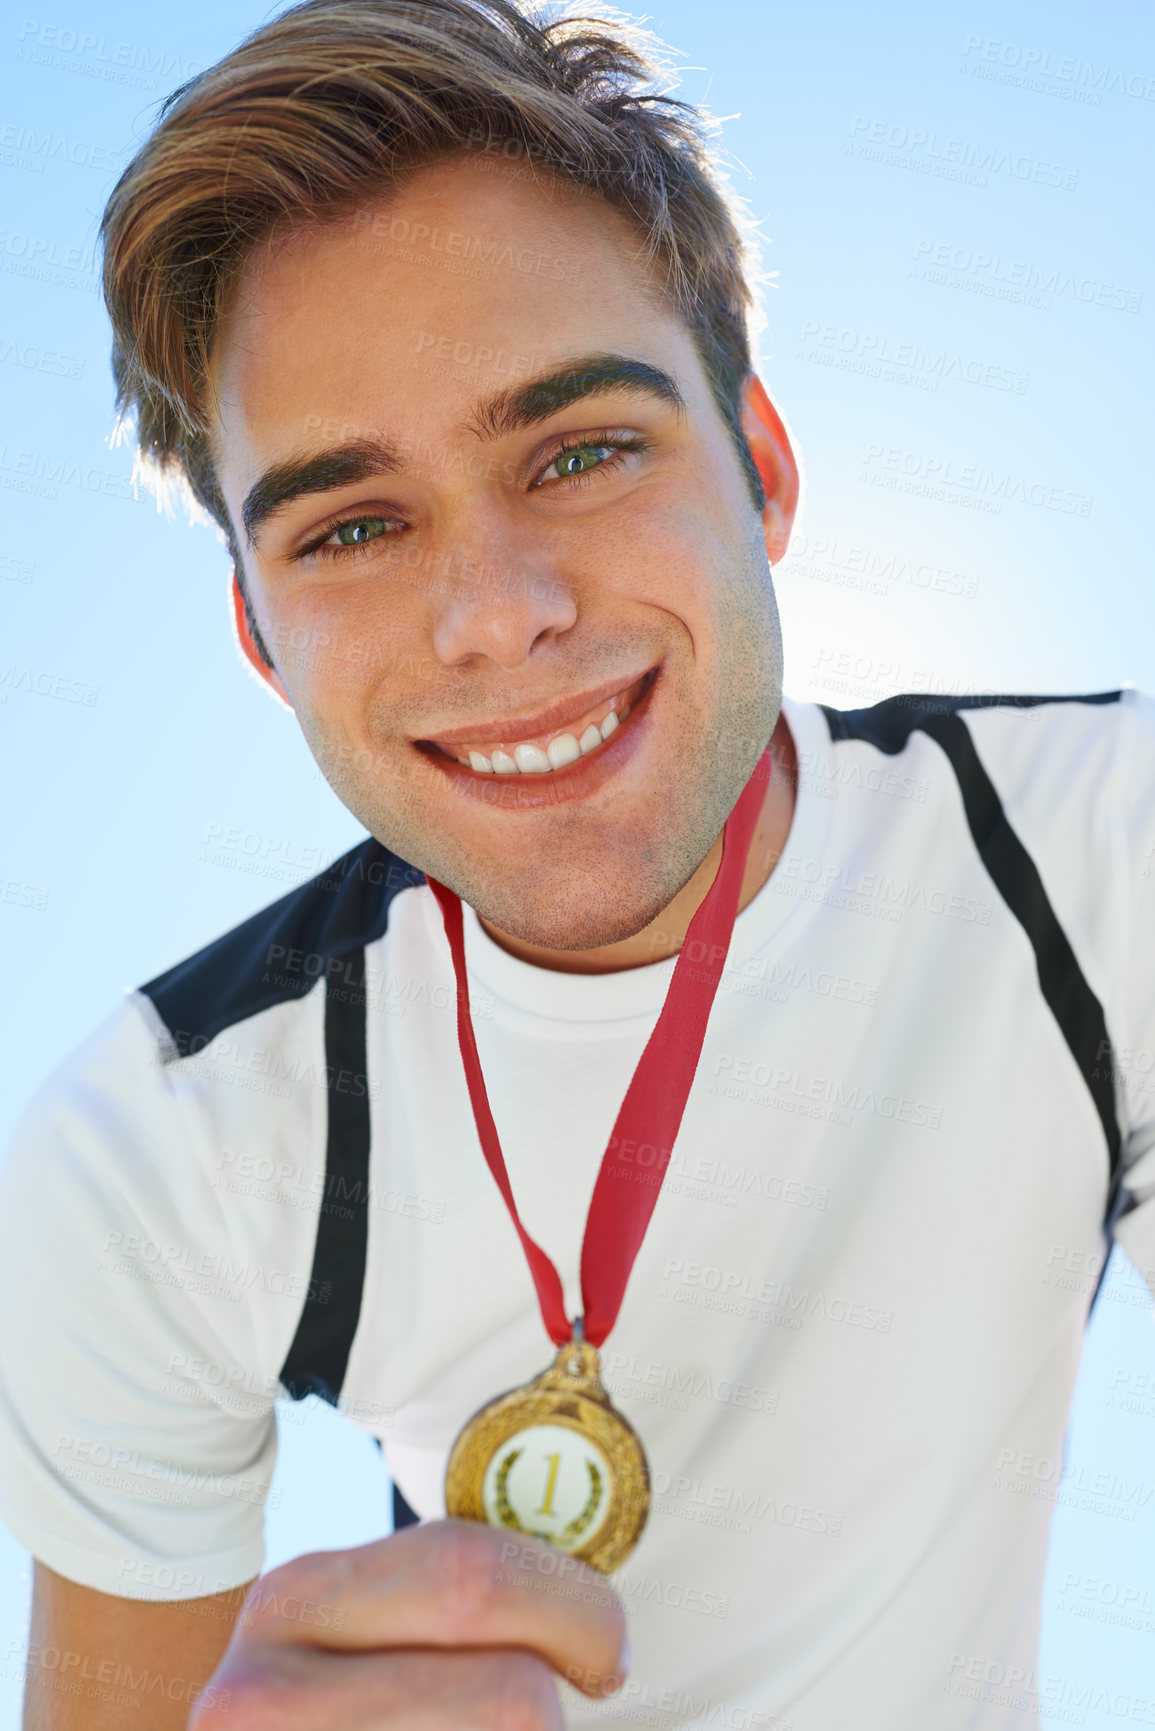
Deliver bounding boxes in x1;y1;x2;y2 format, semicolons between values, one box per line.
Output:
3;690;1155;1731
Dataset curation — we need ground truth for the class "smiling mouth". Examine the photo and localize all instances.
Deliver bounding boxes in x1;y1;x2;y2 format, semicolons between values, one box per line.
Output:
421;669;657;777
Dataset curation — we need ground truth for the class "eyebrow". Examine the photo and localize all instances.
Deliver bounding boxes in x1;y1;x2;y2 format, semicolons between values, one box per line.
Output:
239;440;396;547
240;352;684;547
467;353;684;441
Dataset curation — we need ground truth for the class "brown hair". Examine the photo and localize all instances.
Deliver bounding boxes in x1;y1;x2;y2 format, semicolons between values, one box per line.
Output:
100;0;765;662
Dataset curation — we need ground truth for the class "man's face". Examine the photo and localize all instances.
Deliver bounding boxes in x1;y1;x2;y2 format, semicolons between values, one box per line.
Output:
209;157;793;950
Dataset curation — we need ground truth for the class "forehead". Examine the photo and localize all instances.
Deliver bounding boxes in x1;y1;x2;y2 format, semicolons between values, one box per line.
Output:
208;158;687;480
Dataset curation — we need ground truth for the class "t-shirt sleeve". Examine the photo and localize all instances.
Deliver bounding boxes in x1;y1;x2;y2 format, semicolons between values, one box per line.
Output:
0;996;279;1601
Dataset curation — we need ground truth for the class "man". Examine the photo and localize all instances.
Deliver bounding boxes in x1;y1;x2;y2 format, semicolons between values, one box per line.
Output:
1;0;1153;1726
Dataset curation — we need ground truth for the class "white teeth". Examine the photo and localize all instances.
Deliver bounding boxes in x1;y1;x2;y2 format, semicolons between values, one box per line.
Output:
454;685;644;774
547;733;581;769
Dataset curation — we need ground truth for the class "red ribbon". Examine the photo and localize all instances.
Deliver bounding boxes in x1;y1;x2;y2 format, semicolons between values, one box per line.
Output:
426;747;772;1348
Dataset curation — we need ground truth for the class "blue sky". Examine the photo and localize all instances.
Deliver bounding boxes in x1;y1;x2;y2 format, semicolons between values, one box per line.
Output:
1;0;1153;1722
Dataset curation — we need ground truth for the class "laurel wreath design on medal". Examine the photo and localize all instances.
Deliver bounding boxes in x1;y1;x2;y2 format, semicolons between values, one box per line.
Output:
445;1339;650;1574
493;1448;604;1547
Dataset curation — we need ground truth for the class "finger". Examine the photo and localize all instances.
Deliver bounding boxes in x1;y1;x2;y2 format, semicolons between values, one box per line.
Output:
240;1521;628;1697
195;1645;565;1730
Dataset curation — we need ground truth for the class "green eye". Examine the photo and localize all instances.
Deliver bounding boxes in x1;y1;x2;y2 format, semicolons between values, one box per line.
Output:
557;445;611;476
335;517;389;545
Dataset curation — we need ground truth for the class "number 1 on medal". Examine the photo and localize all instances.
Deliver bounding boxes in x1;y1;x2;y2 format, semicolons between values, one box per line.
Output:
537;1452;561;1517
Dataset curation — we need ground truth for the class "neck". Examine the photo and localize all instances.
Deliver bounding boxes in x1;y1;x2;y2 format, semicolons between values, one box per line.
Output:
478;710;798;974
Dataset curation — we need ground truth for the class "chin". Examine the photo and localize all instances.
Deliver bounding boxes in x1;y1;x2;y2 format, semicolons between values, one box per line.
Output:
469;872;681;955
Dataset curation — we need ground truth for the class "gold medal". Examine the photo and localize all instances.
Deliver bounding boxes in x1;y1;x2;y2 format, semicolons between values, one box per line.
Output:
445;1337;650;1574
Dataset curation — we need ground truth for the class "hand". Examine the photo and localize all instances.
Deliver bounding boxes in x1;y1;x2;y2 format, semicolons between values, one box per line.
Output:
189;1519;629;1729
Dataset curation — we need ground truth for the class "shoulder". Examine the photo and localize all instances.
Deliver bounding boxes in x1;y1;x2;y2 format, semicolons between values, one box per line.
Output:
806;682;1155;875
816;686;1131;758
811;688;1150;832
0;832;429;1338
809;685;1155;1088
141;834;426;1054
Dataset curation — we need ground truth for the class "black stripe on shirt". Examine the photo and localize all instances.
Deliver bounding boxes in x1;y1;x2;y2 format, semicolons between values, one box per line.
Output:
393;1483;421;1529
820;691;1124;1208
138;836;425;1407
279;968;373;1404
140;837;425;1053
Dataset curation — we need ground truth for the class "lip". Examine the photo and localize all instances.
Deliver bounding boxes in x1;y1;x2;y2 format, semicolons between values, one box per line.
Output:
417;667;657;752
415;666;661;810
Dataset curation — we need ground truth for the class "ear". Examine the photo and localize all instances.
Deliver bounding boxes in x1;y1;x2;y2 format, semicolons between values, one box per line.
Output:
741;376;800;566
231;570;292;706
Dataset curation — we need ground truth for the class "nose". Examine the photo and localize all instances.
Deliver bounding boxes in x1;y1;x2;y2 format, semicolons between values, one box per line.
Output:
429;545;578;669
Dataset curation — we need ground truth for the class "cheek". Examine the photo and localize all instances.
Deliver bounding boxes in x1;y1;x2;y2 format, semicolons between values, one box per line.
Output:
614;516;719;618
268;581;403;712
700;533;781;708
263;620;333;681
645;511;771;657
270;644;372;770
